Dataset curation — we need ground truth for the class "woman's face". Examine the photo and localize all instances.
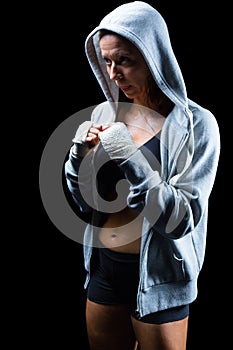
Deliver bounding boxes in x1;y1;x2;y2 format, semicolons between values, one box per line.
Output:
99;34;151;104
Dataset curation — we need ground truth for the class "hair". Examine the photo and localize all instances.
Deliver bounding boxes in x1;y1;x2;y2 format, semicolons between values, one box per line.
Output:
146;74;166;108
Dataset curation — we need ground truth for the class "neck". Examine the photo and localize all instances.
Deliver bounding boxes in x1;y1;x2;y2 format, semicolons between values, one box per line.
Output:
133;95;174;118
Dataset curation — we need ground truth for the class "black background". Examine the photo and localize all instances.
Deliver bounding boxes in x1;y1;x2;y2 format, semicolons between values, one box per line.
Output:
33;1;226;349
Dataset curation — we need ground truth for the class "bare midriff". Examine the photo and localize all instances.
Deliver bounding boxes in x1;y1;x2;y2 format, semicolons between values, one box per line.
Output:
98;207;143;253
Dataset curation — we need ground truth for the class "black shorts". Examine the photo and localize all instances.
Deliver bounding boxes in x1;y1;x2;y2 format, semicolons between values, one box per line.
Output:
87;248;189;324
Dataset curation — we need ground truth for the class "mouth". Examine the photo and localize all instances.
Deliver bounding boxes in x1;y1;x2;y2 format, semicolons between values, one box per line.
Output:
119;85;131;92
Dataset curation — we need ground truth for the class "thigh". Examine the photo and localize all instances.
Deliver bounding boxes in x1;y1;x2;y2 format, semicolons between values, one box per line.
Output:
132;316;189;350
86;298;138;350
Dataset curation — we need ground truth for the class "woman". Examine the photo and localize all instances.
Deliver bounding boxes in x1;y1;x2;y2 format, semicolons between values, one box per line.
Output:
65;2;220;349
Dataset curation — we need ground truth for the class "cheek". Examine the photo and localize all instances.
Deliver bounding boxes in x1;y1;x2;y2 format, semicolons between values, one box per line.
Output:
106;66;111;76
131;65;150;83
126;69;141;82
125;66;150;87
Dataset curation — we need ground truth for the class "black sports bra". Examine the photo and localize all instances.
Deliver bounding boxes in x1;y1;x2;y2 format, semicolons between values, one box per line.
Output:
94;134;161;201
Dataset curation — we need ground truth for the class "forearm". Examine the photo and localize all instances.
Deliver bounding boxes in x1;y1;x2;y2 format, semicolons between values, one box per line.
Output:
64;149;94;214
119;150;193;238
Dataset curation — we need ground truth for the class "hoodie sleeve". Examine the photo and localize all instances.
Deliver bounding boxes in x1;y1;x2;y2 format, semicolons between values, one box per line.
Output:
64;147;95;218
119;108;220;239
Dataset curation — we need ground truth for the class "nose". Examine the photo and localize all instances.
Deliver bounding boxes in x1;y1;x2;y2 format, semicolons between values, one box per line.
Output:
109;63;122;81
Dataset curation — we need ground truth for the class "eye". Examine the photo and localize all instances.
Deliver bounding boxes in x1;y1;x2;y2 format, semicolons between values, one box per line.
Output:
103;57;111;65
119;57;129;64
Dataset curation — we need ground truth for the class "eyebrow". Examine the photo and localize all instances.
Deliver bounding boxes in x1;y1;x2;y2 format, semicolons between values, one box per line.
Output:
101;50;132;58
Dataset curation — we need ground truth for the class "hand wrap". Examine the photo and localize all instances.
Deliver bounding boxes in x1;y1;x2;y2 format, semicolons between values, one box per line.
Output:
71;121;93;158
98;122;137;161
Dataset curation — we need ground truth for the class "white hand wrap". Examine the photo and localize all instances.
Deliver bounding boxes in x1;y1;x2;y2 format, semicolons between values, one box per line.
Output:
71;121;93;158
98;122;138;161
72;121;93;144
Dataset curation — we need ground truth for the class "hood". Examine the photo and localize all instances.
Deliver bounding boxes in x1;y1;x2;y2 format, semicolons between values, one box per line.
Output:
85;1;187;108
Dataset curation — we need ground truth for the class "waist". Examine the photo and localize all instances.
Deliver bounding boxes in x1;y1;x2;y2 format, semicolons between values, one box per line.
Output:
100;247;140;262
98;207;143;253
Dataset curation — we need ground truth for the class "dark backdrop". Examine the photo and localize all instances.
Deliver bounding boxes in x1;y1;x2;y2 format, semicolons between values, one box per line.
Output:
34;1;226;349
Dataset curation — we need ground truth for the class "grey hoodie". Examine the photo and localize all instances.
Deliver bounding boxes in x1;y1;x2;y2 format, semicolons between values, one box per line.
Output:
65;1;220;317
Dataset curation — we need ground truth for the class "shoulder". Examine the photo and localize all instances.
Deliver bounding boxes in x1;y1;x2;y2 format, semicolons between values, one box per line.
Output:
188;99;220;139
188;99;219;129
